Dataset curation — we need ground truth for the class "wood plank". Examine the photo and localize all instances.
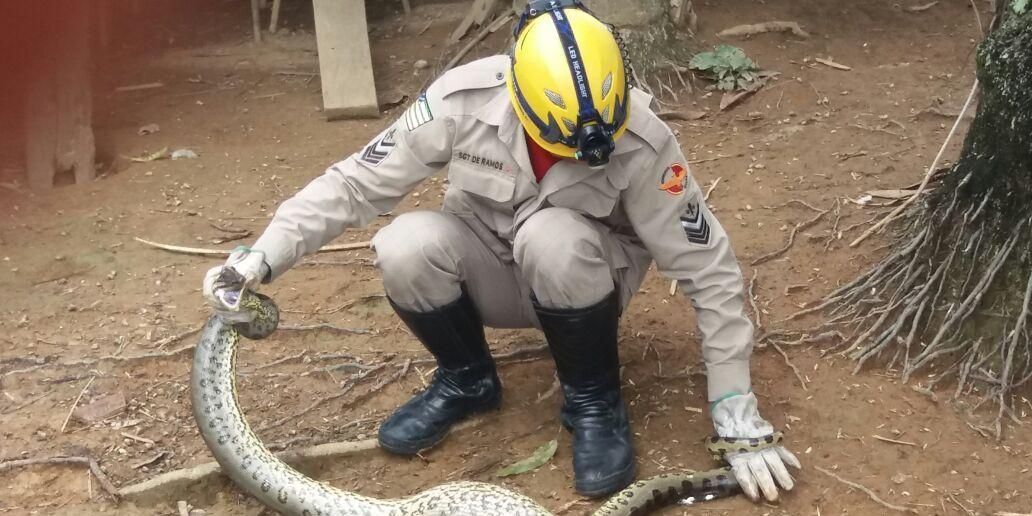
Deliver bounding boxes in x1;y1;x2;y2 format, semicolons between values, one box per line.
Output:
472;0;499;25
451;0;499;43
312;0;379;119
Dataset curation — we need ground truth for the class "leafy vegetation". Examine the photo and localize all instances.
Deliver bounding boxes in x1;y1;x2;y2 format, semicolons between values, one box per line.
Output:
689;44;761;91
494;440;558;477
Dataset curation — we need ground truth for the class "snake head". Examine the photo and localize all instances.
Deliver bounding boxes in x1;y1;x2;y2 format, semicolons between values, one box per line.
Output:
215;268;248;310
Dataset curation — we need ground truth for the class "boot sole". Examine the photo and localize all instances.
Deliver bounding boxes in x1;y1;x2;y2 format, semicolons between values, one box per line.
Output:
575;462;637;498
377;394;502;455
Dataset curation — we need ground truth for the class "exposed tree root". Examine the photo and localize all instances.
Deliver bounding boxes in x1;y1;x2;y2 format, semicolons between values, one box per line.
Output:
825;183;1032;439
814;466;917;513
0;456;120;500
817;11;1032;440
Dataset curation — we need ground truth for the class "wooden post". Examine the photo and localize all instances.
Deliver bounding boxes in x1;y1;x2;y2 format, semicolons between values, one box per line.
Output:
269;0;283;33
251;0;262;43
24;2;96;189
312;0;379;119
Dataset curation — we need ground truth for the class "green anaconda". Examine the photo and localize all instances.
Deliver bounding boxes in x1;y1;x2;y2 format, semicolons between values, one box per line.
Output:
191;291;782;515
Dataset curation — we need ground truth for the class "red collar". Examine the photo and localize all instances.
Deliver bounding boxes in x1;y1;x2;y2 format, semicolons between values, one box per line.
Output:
524;132;563;183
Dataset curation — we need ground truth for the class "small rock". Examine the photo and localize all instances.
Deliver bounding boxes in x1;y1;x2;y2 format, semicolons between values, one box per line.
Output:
413;59;430;70
137;123;160;136
171;149;199;160
72;392;127;424
891;472;908;484
189;510;207;516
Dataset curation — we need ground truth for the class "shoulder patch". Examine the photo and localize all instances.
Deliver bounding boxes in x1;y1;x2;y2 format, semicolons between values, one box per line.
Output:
659;163;688;196
404;95;434;131
359;127;397;166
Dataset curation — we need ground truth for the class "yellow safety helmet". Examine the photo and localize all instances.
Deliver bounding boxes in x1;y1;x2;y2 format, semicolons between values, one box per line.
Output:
508;0;630;167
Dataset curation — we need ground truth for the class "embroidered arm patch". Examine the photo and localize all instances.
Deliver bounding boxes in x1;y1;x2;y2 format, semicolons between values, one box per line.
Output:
404;95;434;131
359;127;397;166
680;202;711;245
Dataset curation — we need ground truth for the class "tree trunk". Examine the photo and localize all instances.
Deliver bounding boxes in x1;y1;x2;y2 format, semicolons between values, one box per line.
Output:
510;0;695;83
825;10;1032;439
24;2;96;189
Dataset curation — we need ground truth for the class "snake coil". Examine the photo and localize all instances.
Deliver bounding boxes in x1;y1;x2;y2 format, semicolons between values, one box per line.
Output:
191;292;779;515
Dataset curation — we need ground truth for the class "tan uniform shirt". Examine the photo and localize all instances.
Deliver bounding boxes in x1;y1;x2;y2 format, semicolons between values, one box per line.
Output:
253;56;754;400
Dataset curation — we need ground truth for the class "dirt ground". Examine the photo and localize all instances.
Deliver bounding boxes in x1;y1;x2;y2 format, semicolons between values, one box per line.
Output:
2;0;1030;515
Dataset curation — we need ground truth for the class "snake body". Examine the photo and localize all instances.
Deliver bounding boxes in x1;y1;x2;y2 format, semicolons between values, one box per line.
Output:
191;292;769;516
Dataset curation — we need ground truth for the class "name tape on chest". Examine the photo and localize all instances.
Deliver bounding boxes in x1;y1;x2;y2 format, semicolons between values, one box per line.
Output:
454;150;511;173
404;95;434;131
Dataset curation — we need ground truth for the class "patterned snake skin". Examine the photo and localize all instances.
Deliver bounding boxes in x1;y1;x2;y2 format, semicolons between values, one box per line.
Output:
191;292;780;516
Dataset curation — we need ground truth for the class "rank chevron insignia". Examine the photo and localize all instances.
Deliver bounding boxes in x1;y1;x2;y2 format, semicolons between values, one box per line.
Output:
359;127;397;166
680;202;711;245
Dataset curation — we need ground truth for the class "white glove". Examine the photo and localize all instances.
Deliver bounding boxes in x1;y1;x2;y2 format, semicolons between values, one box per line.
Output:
711;392;801;502
202;246;270;322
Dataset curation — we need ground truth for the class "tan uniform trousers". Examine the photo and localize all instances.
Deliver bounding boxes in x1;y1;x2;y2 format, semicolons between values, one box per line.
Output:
371;207;651;327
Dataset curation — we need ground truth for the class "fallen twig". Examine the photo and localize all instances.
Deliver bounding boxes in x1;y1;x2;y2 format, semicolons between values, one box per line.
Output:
704;177;722;201
443;12;513;73
905;1;938;12
120;417;487;504
689;154;737;165
279;323;375;335
2;342;201;380
872;435;918;447
770;330;846;346
751;204;829;266
0;456;120;500
748;272;763;332
115;82;164;93
280;294;386;316
656;110;707;121
851;80;979;247
815;466;917;513
786;199;826;214
118;438;378;503
255;363;388;432
717;21;810;38
814;57;851;71
134;237;371;257
252;350;307;371
0;391;53;415
154;327;202;349
32;267;95;286
535;376;561;404
772;343;807;391
60;376;96;432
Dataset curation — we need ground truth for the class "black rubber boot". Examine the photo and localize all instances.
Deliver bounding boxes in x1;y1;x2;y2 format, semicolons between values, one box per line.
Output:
533;290;635;498
377;290;501;455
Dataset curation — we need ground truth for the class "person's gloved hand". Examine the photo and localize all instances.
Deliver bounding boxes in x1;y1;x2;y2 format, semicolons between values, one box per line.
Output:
712;392;801;502
202;246;270;322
